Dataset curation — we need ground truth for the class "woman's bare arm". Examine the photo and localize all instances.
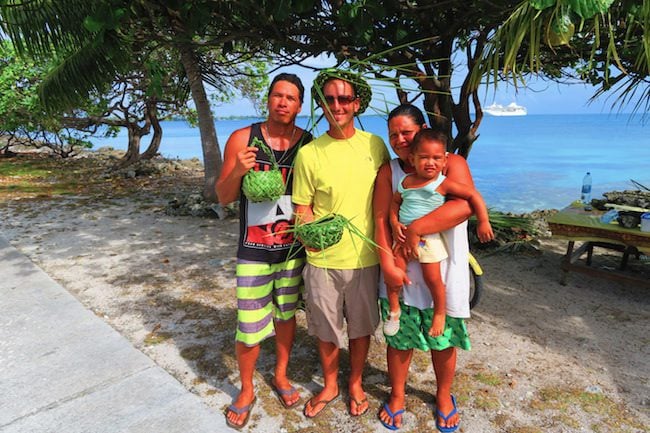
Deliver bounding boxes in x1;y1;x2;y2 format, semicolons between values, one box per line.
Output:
373;162;411;289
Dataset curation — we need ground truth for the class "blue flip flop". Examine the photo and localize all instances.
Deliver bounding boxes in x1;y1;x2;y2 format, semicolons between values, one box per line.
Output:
435;394;459;432
378;402;405;430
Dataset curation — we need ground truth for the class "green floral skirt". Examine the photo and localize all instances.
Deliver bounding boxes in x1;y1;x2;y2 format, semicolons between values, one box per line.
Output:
379;298;471;352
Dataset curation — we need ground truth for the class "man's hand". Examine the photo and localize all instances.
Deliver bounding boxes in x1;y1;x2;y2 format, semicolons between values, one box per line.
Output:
293;204;319;252
234;146;258;177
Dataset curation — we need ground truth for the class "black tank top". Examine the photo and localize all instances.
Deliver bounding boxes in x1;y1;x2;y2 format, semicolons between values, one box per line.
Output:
237;122;312;262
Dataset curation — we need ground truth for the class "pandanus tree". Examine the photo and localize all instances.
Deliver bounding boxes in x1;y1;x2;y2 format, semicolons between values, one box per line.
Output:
471;0;650;113
315;0;645;157
0;0;287;201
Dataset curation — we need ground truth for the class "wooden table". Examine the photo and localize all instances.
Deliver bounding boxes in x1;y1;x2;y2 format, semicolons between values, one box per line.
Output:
547;204;650;287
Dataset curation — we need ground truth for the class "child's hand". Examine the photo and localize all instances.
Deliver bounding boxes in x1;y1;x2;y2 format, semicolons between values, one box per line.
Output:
403;226;421;260
477;221;495;243
391;222;407;244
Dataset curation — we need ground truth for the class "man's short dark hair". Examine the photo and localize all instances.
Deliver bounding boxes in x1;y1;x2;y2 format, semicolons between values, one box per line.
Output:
268;73;305;103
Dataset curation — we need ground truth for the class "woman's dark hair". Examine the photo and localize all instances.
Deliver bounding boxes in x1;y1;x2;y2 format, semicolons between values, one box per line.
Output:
268;73;305;103
388;104;426;126
410;129;450;152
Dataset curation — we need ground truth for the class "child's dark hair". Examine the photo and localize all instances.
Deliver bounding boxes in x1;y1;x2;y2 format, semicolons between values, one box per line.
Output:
388;104;426;126
410;129;449;152
268;73;305;103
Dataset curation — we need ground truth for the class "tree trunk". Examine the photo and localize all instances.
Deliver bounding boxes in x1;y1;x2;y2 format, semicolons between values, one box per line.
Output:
118;126;143;168
451;34;487;159
141;103;162;160
178;43;221;203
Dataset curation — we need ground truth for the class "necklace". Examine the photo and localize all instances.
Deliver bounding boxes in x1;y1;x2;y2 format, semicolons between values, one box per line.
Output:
263;122;297;166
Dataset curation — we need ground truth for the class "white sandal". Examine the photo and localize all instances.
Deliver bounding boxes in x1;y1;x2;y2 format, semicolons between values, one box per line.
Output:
383;310;401;336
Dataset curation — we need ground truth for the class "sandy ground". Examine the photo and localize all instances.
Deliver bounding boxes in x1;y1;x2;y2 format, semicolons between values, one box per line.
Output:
1;165;649;433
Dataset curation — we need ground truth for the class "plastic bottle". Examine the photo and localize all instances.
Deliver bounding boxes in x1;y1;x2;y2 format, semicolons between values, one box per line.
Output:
581;172;592;211
600;209;618;224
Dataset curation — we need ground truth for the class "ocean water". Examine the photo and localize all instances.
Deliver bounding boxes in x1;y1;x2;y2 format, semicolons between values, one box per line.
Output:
91;114;649;213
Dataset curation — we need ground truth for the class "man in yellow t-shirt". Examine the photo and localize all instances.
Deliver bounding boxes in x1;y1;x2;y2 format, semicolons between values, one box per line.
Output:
293;70;389;419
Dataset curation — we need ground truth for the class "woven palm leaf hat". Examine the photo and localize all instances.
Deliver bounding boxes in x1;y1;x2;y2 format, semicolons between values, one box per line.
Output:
311;69;372;114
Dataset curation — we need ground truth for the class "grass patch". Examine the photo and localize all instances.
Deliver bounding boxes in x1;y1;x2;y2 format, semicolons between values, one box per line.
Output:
532;387;608;413
196;358;229;380
453;371;475;398
0;157;54;177
143;331;172;345
180;344;207;361
473;388;501;410
191;377;207;385
474;371;503;386
508;427;544;433
530;386;647;431
0;152;198;203
0;155;96;199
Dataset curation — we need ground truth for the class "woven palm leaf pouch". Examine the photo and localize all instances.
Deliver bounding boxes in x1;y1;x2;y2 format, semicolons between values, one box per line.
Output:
242;137;286;203
296;214;346;250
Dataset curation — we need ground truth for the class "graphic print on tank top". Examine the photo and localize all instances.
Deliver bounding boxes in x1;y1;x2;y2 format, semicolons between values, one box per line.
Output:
238;122;311;260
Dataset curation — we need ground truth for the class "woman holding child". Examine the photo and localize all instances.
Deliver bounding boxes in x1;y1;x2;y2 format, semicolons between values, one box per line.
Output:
373;104;479;432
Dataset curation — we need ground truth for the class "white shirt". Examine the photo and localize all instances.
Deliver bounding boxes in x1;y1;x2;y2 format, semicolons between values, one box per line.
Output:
378;159;471;318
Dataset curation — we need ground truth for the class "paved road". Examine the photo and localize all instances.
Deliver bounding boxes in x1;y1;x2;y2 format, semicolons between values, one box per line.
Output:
0;234;228;433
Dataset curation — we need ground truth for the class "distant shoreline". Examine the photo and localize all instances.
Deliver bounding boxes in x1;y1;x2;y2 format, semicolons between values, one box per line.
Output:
210;112;643;120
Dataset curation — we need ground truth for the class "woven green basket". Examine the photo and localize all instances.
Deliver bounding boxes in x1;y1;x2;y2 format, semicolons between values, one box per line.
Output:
242;169;285;202
241;137;286;203
295;214;346;250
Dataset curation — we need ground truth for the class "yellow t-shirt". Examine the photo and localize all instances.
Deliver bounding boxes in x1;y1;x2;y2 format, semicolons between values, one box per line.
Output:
292;129;389;269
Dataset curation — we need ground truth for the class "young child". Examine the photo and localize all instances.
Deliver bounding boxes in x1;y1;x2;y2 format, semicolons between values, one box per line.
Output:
384;129;494;337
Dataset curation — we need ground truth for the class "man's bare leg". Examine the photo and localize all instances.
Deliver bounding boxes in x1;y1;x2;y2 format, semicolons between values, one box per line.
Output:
348;336;371;415
273;317;299;406
226;342;259;427
303;339;340;417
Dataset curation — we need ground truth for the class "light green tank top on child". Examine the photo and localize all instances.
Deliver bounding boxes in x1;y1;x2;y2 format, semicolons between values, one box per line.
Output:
397;174;446;225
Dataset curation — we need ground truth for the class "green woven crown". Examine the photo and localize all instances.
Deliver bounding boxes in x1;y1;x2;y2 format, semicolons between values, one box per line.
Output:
311;69;372;114
242;169;285;203
296;214;346;249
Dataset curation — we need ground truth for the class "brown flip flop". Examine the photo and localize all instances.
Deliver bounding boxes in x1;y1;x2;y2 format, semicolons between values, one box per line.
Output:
272;382;300;409
225;396;257;430
349;396;369;416
302;392;340;419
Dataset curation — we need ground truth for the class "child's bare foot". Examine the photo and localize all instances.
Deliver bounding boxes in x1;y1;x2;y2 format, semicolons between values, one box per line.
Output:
383;309;401;336
428;314;446;337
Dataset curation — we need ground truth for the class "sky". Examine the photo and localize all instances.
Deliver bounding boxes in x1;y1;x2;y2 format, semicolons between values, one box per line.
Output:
212;54;629;118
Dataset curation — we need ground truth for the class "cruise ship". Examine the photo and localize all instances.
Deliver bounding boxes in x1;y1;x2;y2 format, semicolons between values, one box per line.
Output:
484;102;527;116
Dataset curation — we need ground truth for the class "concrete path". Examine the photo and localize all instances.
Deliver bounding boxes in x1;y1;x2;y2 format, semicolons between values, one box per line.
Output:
0;234;227;433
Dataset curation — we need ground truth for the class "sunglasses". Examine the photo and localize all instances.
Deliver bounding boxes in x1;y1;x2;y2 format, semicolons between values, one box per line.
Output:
322;95;357;105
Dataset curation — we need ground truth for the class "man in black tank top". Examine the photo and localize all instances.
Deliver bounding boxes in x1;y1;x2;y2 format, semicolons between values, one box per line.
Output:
216;73;312;430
